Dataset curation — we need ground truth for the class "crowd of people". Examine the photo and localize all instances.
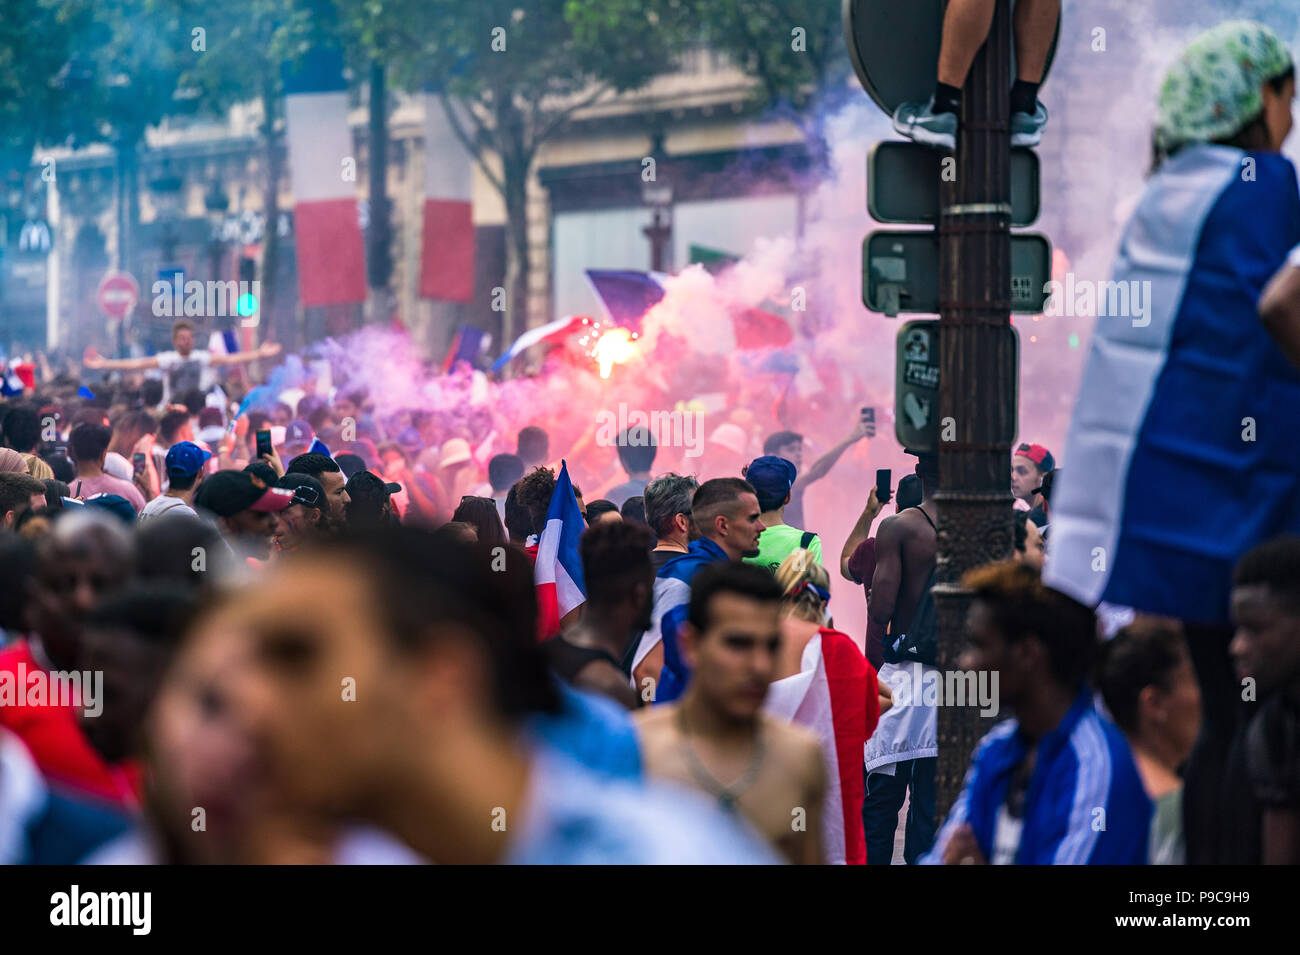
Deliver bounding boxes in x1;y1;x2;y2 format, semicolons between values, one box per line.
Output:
3;14;1300;867
0;323;1294;866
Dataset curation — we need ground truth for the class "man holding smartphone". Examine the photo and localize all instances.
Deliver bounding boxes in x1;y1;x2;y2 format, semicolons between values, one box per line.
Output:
763;408;874;530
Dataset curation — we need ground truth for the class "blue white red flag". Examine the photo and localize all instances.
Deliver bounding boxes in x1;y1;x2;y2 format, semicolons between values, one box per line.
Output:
281;48;367;307
534;460;587;640
1046;145;1300;624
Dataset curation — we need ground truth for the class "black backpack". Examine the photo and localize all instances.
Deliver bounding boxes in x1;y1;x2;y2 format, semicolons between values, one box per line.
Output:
883;564;937;666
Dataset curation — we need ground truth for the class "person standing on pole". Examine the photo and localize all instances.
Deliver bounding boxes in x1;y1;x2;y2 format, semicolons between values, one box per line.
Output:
1045;21;1299;864
892;0;1060;150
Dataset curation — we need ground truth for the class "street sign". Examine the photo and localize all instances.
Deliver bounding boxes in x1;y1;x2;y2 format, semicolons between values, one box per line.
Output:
864;231;1052;315
96;271;140;319
895;319;1020;452
869;142;1040;227
844;0;1058;117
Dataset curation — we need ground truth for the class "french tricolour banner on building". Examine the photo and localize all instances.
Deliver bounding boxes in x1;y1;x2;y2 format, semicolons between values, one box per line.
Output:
535;460;587;640
282;48;366;308
420;93;475;302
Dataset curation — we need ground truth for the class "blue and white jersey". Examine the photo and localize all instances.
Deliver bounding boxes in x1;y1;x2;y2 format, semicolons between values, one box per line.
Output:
1046;144;1300;625
923;692;1151;865
628;537;729;704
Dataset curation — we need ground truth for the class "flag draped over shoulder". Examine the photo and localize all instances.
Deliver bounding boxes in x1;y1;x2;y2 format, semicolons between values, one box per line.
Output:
1046;145;1300;624
534;461;587;640
764;629;874;865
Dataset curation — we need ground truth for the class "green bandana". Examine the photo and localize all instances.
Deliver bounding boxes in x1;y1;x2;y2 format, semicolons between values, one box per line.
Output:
1156;20;1293;153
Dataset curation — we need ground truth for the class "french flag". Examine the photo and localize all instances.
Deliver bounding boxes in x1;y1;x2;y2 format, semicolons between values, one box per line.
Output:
1046;145;1300;625
764;630;877;864
282;48;367;308
490;314;594;372
534;460;587;640
586;268;792;348
420;93;475;302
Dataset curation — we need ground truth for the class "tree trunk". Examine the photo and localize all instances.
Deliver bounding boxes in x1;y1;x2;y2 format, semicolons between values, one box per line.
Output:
261;81;284;348
501;159;529;357
366;59;392;325
494;93;531;364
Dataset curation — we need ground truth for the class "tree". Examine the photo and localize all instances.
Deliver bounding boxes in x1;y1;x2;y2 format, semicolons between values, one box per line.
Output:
366;0;693;346
684;0;851;159
148;0;315;346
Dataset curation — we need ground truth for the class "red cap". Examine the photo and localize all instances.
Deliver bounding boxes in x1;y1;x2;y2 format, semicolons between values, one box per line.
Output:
1015;443;1055;471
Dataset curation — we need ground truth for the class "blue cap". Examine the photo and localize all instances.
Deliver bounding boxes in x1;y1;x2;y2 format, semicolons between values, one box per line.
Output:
746;455;797;512
165;440;212;477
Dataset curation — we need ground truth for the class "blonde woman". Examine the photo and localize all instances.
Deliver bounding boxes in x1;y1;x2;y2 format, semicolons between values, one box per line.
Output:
765;550;888;864
24;454;53;481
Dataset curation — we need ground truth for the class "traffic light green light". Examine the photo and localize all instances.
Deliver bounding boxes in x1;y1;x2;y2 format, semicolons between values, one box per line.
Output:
237;292;259;317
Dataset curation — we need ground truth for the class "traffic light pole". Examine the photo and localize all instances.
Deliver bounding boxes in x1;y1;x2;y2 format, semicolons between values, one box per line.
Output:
933;0;1017;818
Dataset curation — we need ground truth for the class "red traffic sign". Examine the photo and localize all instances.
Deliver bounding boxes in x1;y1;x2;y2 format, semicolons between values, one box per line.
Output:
97;271;140;318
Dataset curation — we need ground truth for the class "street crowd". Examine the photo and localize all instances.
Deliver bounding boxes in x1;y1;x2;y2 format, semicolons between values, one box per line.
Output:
0;309;1293;865
2;14;1300;866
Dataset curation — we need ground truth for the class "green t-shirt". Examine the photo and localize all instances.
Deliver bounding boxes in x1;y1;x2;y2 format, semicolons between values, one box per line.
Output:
744;523;822;574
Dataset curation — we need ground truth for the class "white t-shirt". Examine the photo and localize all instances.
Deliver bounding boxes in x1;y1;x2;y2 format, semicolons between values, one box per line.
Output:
103;451;134;481
154;349;213;397
138;495;197;521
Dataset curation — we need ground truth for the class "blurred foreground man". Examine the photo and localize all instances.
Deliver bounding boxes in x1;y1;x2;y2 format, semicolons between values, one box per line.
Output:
0;512;139;805
172;526;777;864
637;563;825;864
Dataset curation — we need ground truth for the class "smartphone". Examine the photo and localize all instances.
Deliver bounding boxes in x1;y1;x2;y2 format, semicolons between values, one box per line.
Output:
875;468;892;505
256;429;274;459
132;452;147;476
861;406;877;437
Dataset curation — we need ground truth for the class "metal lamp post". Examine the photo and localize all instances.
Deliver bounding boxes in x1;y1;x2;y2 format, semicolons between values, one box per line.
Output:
641;133;673;273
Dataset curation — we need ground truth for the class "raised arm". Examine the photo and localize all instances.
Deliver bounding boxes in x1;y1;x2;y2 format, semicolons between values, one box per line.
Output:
82;349;160;372
793;415;871;492
840;486;881;582
210;341;281;367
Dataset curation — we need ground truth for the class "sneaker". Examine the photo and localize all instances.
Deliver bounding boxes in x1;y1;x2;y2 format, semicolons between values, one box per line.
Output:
892;98;957;150
1010;101;1048;147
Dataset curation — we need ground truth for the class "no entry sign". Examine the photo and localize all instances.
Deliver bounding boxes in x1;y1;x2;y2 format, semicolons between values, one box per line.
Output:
97;271;140;318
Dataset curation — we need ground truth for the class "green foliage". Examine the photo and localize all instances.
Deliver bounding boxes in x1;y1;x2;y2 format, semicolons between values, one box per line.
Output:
685;0;849;114
0;0;97;165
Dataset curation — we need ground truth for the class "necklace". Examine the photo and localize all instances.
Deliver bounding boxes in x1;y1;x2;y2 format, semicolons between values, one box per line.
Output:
676;707;766;813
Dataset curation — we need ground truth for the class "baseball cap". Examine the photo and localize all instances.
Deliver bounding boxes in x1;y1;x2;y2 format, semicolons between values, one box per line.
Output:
165;440;212;478
276;473;326;511
348;467;397;496
745;455;797;512
194;470;294;517
346;469;401;501
1015;442;1055;472
284;419;314;448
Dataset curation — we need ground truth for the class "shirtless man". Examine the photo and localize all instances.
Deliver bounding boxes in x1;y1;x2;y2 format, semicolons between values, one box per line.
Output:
862;450;940;864
638;561;826;864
